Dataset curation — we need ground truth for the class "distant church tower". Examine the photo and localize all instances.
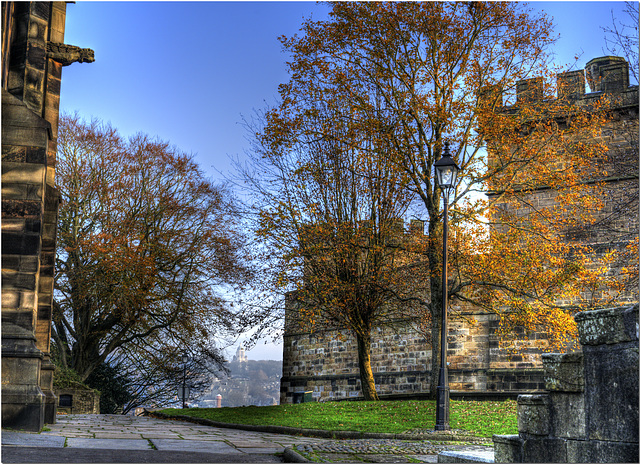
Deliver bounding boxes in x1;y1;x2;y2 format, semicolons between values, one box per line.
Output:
233;346;248;363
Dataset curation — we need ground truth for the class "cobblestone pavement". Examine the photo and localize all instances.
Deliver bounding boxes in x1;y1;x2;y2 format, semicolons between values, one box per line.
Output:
293;439;492;462
2;414;494;463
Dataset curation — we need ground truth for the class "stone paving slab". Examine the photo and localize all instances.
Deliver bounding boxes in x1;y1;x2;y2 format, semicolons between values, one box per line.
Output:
1;447;282;463
438;449;495;462
229;440;279;447
149;438;242;453
1;432;66;448
140;434;183;439
92;433;144;439
65;438;152;450
4;414;494;463
409;456;438;463
239;447;286;454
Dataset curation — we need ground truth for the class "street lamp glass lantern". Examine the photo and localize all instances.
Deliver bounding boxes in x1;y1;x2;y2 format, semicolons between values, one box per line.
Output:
182;354;189;364
434;142;460;190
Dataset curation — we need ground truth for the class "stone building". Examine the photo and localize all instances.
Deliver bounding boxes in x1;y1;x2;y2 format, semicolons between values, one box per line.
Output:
1;2;93;431
233;346;248;363
280;56;638;404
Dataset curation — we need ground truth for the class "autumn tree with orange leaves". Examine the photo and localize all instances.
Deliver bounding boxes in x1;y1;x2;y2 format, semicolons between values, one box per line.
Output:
238;100;419;400
249;1;637;399
54;115;252;403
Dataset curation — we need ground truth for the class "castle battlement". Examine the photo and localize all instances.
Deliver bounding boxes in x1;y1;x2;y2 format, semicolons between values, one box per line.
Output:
280;56;638;404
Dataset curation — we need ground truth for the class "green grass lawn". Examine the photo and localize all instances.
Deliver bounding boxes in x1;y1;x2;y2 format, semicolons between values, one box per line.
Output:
160;399;517;438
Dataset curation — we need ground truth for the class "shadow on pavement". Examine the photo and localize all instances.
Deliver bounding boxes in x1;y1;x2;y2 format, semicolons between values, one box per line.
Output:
1;447;283;463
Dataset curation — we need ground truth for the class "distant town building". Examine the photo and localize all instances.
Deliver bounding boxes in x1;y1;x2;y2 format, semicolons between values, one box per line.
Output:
232;346;248;363
199;359;282;407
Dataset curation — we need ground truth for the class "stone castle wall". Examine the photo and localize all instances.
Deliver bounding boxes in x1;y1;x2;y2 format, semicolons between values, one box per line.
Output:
282;306;550;403
280;57;638;405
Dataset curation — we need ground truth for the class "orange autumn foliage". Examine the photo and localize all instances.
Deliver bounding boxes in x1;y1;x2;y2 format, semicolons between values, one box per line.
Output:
243;2;638;398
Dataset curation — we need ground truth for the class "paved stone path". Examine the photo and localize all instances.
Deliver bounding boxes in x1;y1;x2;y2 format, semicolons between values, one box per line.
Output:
1;414;493;463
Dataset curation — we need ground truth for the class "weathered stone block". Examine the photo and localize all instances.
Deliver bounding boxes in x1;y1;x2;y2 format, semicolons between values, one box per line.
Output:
17;256;40;273
24;218;42;234
31;2;51;21
1;182;44;201
2;200;42;218
566;438;639;463
517;77;543;102
493;434;523;463
26;42;46;69
518;394;550;436
45;74;61;97
19;291;37;310
583;342;638;443
2;355;42;388
575;305;638;346
2;146;27;162
2;291;21;309
26;146;47;164
1;270;38;291
557;70;586;100
1;162;46;185
542;352;584;392
522;437;568;463
2;232;41;256
550;392;586;439
1;386;45;432
50;6;66;37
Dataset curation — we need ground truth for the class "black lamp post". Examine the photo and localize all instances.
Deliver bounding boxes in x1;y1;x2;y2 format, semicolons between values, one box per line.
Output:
181;353;189;409
433;141;460;431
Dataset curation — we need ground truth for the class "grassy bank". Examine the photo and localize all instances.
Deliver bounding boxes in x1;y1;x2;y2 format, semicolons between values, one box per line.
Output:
160;399;517;438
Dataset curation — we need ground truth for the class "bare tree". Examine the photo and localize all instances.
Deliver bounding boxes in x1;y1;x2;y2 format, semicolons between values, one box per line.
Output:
603;1;639;82
54;114;252;395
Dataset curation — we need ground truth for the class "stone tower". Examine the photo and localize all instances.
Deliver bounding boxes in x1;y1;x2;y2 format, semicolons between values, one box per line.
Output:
233;346;248;363
1;1;94;431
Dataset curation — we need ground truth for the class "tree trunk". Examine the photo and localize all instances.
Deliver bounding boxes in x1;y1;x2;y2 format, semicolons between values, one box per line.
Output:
355;330;379;401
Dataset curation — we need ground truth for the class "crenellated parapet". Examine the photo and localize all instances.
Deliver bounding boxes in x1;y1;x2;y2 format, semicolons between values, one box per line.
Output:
281;56;638;406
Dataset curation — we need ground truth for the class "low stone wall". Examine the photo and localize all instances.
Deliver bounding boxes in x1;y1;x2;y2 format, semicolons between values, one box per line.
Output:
493;304;639;463
281;310;550;403
54;388;100;414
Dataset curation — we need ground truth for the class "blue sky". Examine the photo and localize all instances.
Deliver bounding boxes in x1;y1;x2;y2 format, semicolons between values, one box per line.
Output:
59;1;635;361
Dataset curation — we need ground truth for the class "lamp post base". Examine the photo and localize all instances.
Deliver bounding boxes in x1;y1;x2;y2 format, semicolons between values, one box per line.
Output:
435;370;450;431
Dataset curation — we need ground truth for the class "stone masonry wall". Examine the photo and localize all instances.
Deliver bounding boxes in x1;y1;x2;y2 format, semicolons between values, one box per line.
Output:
55;388;100;415
2;2;93;431
281;306;549;403
281;56;637;406
488;58;639;306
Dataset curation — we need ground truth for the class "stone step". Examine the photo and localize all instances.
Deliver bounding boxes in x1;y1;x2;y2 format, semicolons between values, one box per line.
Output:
437;449;495;463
